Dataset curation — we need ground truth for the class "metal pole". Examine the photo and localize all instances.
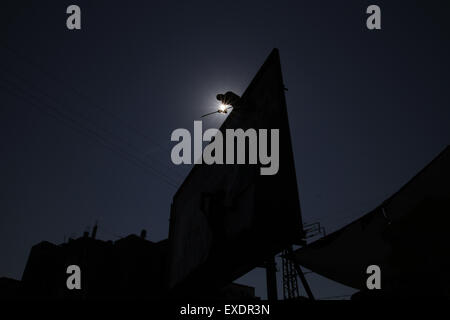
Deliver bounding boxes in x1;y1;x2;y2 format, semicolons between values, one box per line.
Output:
265;255;278;300
287;247;315;300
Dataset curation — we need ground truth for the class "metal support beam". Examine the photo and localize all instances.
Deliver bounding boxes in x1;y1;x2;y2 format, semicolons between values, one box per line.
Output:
265;255;278;300
287;247;315;300
282;247;300;299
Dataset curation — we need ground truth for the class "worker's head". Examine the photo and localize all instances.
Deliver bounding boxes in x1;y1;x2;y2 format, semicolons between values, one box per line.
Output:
216;92;241;106
216;94;224;102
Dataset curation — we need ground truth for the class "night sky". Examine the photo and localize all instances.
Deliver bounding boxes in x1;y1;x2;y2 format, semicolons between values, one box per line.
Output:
1;0;449;299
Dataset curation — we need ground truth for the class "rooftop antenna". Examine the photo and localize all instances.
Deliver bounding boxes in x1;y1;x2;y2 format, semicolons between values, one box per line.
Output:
91;221;98;239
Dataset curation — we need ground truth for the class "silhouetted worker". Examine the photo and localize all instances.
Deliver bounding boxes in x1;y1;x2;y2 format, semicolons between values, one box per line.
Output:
201;91;242;118
216;91;241;108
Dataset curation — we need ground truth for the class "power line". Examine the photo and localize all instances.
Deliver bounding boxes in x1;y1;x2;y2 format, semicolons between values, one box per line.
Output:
0;64;185;184
0;79;178;189
0;44;188;179
0;79;179;189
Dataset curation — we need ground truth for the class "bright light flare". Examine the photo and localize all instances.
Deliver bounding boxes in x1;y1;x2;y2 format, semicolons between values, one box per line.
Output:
201;101;233;118
218;103;228;113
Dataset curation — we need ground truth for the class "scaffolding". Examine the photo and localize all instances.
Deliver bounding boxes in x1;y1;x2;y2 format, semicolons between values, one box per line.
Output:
282;222;326;300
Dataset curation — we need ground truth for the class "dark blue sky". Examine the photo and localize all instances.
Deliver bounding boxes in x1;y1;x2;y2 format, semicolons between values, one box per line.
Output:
1;0;449;299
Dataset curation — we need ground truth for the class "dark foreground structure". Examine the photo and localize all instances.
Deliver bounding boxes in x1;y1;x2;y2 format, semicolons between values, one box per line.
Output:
0;230;256;299
292;146;450;299
1;49;449;300
166;48;304;299
1;231;166;299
